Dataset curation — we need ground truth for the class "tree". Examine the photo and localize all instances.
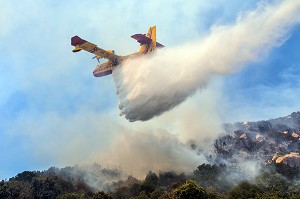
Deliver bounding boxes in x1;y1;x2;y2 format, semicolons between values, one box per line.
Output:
256;172;290;198
57;192;80;199
157;171;186;189
92;191;113;199
206;187;223;199
193;164;224;186
141;171;158;194
227;181;262;199
193;163;229;191
132;191;149;199
173;180;207;199
150;187;166;199
144;171;158;188
12;171;37;182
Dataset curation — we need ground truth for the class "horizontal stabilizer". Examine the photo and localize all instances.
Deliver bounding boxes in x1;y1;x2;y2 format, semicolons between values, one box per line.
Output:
131;34;152;45
131;34;165;48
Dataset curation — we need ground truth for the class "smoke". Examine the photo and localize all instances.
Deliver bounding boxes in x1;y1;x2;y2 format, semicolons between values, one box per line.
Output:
97;129;207;178
113;0;300;122
1;0;300;189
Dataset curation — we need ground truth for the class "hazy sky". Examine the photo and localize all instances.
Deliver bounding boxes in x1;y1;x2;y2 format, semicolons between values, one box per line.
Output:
1;0;300;180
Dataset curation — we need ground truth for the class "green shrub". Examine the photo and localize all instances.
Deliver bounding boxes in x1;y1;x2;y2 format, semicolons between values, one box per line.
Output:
227;181;262;199
173;180;207;199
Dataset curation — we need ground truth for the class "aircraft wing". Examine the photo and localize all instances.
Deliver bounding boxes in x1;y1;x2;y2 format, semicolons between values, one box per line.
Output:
131;34;165;48
71;36;119;61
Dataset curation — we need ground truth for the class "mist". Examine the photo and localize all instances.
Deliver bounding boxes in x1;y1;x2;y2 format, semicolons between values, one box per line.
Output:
113;0;300;122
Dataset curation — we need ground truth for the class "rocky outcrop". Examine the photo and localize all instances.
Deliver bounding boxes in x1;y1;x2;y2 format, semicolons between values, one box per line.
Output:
272;152;300;168
216;112;300;164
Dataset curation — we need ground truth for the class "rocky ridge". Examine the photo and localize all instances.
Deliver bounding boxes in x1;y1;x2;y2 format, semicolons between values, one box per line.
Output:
215;112;300;171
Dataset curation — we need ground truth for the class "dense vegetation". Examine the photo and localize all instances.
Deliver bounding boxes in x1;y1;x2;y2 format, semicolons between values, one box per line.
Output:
1;163;299;199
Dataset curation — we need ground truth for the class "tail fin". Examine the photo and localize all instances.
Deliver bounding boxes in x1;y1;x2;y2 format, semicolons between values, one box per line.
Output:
139;26;157;54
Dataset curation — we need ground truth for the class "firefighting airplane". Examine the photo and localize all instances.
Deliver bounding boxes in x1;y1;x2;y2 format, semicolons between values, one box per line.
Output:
71;26;164;77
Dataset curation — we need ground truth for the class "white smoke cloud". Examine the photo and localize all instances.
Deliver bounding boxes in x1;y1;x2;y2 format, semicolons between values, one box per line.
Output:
113;0;300;122
97;129;206;178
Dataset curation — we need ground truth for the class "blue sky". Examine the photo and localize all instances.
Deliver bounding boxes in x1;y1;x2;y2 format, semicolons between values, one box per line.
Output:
1;0;300;179
222;24;300;121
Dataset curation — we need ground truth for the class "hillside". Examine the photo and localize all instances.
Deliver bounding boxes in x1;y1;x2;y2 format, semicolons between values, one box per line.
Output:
1;112;300;198
218;112;300;170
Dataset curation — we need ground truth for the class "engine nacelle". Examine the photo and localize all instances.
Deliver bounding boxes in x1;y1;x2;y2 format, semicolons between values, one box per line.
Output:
72;45;82;53
107;50;115;54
